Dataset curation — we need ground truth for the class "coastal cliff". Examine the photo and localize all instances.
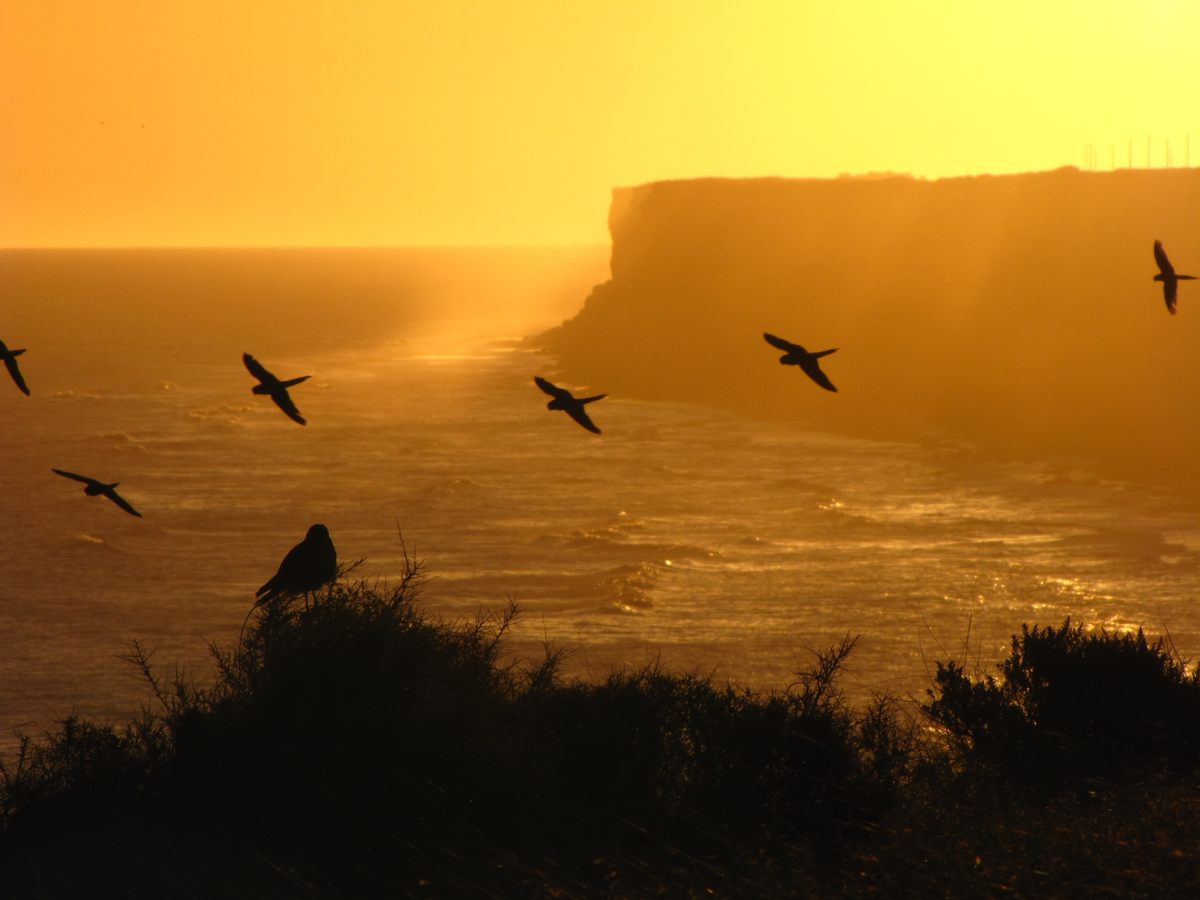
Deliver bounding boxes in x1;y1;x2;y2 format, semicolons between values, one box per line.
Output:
538;169;1200;494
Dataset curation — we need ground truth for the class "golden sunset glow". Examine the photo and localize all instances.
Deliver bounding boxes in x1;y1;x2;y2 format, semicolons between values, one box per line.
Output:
3;0;1199;246
8;1;1200;890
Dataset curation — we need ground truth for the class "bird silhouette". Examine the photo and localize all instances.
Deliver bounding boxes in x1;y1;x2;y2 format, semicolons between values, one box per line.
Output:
1153;240;1196;315
534;376;605;433
763;332;839;392
0;338;30;396
255;524;338;607
52;469;142;517
243;353;310;424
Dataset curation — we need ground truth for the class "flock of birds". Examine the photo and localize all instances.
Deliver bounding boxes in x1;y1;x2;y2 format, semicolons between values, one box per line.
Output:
533;332;838;436
1;240;1193;604
2;350;331;600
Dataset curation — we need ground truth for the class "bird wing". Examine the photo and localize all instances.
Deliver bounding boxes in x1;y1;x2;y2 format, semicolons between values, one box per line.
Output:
243;352;274;384
254;573;280;600
105;488;142;517
256;550;295;599
271;389;307;425
52;468;96;485
1163;279;1178;314
1154;240;1175;277
3;356;29;395
763;332;802;353
799;360;838;392
534;376;570;400
565;404;602;434
257;538;309;598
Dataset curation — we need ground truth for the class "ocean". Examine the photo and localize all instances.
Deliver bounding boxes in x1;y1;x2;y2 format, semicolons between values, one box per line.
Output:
2;247;1199;759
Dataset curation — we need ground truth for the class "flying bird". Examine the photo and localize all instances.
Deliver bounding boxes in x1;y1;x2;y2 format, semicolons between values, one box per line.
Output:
534;376;605;434
763;332;839;392
52;469;142;517
243;353;310;425
255;524;338;607
1153;240;1197;315
0;338;30;396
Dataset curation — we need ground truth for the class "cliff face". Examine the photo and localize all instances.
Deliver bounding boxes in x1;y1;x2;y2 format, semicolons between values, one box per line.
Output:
538;169;1200;495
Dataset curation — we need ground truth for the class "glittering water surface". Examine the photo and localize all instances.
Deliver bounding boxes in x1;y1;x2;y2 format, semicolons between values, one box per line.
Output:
2;248;1198;757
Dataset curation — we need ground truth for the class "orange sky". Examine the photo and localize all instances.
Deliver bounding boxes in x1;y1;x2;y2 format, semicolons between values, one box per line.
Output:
3;1;1198;247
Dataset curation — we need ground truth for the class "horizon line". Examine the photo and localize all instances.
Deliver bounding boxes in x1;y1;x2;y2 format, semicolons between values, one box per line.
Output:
0;241;612;252
7;166;1199;252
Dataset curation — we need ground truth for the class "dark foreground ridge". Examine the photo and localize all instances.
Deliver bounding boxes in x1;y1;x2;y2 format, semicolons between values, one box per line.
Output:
3;569;1200;897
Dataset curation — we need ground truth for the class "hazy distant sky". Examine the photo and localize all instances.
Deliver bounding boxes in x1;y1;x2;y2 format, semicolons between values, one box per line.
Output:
4;1;1197;247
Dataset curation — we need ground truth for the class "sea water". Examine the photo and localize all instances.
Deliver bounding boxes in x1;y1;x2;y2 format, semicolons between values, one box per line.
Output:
2;247;1198;759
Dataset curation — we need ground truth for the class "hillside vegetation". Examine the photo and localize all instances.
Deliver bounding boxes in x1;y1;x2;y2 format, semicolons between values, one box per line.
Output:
3;568;1200;897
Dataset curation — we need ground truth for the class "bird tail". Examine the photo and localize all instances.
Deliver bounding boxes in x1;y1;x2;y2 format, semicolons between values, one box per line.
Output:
811;348;838;359
8;348;25;357
280;375;311;388
579;393;606;405
1178;274;1198;281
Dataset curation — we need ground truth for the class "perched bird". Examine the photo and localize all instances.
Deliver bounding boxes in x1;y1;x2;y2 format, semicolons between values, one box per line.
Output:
52;468;142;517
255;524;338;607
763;332;839;392
1153;240;1196;315
243;352;310;425
0;338;30;396
534;376;605;434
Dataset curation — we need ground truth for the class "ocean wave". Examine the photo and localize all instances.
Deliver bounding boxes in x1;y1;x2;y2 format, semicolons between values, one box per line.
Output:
594;562;661;613
553;511;649;547
408;352;499;363
87;432;147;452
433;476;484;494
774;476;825;493
52;390;103;401
648;543;719;564
185;405;250;428
1052;527;1193;564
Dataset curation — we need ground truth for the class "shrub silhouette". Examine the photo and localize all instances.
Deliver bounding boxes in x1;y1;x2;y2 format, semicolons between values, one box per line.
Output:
5;596;1200;896
520;636;880;839
164;581;536;840
0;571;914;894
0;715;166;839
925;619;1200;779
